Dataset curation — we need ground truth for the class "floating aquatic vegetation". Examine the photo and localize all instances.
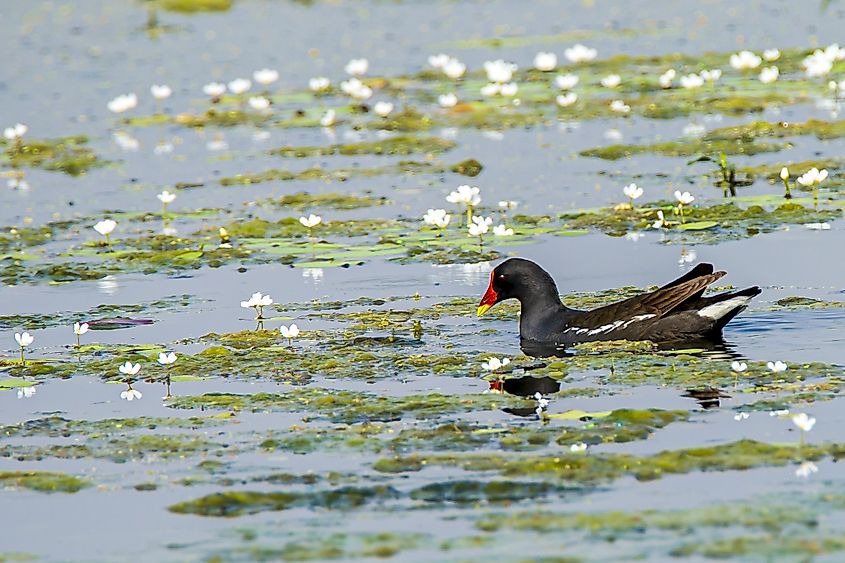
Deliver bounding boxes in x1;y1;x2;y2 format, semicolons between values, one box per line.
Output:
269;135;455;157
580;138;789;160
261;192;388;210
0;471;90;493
1;135;105;176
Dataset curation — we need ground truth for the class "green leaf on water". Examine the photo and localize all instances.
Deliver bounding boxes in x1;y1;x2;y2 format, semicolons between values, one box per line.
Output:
677;221;719;231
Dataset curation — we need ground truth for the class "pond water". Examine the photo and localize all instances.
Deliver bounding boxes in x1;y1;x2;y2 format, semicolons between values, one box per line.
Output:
2;0;845;561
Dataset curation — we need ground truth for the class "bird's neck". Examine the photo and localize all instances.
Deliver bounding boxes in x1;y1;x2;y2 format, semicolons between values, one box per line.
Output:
518;292;572;340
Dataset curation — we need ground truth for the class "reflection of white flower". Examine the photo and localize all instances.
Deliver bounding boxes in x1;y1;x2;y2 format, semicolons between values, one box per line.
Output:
150;85;172;100
481;357;510;371
533;52;557;71
319;109;336;127
556;93;578;107
759;66;779;84
700;69;722;83
570;443;588;453
17;386;36;399
500;83;518;97
227;78;251;95
555;74;579;90
253;68;279;86
564;44;597;63
302;268;324;282
344;58;369;76
157;352;177;365
498;200;518;210
113;131;140;152
308;77;331;92
791;413;816;432
770;409;789;417
493;224;514;236
428;53;450;68
730;50;762;70
731;361;747;373
795;461;818;479
120;388;143;401
534;392;549;409
767;360;788;373
438;93;458;108
804;222;831;230
679;248;696;264
601;74;621;88
248;96;271;111
299;214;322;228
734;412;750;421
651;210;666;229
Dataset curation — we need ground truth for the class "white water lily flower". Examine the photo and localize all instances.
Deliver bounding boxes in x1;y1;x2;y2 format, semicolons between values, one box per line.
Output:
758;48;780;62
119;362;141;376
797;167;829;187
248;97;271;111
500;82;518;97
651;210;666;229
498;201;518;210
423;208;451;228
345;58;369;76
679;249;697;264
533;51;557;71
157;190;176;204
556;93;578;107
150;84;172;100
157;352;177;365
767;360;788;373
803;50;833;77
299;214;322;228
623;183;643;200
443;58;466;79
17;386;36;399
759;66;779;84
780;167;790;180
493;224;514;236
279;324;300;339
468;216;492;237
340;78;373;100
373;101;394;117
4;123;28;139
203;82;226;97
253;68;279;86
319;109;337;127
428;53;450;68
731;361;748;373
564;44;597;63
438;93;458;108
481;357;510;371
674;190;695;205
657;70;674;88
555;73;579;90
484;59;517;83
730;50;762;70
447;185;481;206
227;78;251;95
74;322;89;336
120;388;143;401
734;412;750;421
824;43;845;61
601;74;621;88
15;332;34;347
792;413;816;432
700;69;722;83
480;83;501;97
570;443;588;453
107;93;138;113
93;219;117;236
533;392;549;409
309;77;331;93
796;461;819;479
679;73;704;89
610;100;630;113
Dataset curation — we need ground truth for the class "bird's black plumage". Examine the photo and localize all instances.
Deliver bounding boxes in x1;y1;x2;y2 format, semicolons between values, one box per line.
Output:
477;258;760;347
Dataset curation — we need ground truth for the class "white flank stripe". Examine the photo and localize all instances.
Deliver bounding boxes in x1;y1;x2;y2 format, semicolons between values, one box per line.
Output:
697;296;753;320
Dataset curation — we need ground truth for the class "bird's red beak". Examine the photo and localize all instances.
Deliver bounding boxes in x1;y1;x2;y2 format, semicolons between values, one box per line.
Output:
477;271;498;316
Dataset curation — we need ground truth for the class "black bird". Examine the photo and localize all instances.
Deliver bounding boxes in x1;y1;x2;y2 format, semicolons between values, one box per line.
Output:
477;258;760;347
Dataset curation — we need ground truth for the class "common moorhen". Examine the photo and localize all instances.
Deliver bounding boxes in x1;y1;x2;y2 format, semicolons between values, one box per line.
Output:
477;258;760;346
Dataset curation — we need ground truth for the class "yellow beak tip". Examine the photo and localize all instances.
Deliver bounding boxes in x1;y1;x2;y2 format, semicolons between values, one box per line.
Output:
477;304;491;317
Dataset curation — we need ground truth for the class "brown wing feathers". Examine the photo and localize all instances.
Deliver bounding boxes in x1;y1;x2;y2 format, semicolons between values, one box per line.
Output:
638;271;726;316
